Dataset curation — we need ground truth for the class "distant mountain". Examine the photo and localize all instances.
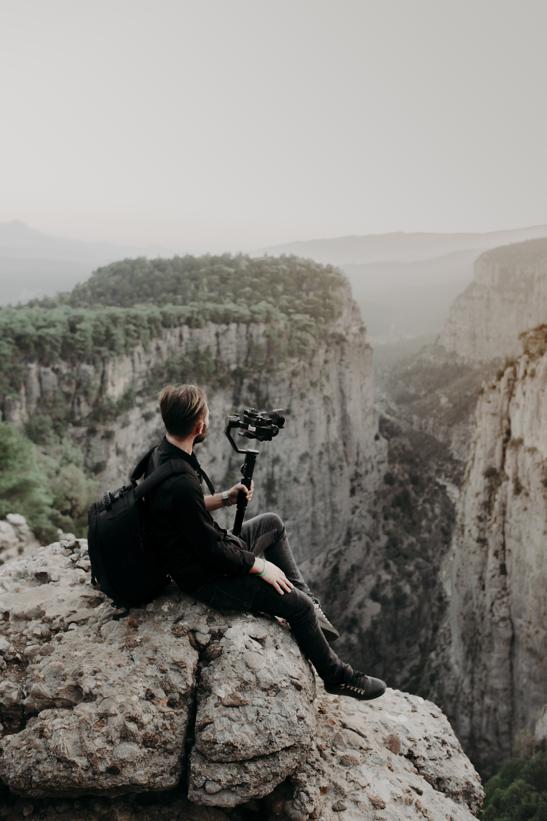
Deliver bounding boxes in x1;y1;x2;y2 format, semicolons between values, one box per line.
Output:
0;221;167;305
255;224;547;265
254;225;547;342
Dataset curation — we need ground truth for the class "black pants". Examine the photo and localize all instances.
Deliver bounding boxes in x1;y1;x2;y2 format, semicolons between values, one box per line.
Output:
189;512;352;684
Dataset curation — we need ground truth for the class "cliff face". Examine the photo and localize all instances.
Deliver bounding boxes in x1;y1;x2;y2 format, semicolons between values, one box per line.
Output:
426;325;547;775
0;537;484;819
437;237;547;363
1;284;384;565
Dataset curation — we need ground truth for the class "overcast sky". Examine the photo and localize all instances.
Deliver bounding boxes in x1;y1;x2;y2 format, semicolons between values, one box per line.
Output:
1;0;547;253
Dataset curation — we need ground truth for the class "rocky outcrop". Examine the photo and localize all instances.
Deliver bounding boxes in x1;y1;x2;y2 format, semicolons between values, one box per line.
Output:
0;537;314;805
0;538;483;819
0;514;39;564
425;325;547;776
437;237;547;363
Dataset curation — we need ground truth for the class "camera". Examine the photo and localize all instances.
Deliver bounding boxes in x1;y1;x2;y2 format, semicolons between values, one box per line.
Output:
224;406;288;534
226;407;286;446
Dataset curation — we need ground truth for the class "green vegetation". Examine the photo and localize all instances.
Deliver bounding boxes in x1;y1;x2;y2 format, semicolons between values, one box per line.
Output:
0;421;98;541
1;253;347;399
480;751;547;821
0;422;53;540
49;253;346;316
0;422;98;541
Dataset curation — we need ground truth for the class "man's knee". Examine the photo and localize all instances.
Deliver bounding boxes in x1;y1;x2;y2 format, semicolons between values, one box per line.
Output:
261;511;284;532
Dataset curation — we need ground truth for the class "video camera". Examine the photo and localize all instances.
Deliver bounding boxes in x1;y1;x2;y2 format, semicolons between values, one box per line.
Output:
225;407;286;450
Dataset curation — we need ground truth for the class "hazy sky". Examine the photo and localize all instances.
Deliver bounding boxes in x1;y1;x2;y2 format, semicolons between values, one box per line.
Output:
2;0;547;253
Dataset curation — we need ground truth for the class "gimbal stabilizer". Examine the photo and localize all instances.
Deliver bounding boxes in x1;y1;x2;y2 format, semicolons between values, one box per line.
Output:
224;407;287;535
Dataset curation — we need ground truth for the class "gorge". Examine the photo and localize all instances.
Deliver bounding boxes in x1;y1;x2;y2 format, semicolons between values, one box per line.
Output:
2;240;547;813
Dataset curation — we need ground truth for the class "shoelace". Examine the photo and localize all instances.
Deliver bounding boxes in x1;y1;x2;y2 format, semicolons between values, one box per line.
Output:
339;675;368;695
314;601;334;622
339;673;368;696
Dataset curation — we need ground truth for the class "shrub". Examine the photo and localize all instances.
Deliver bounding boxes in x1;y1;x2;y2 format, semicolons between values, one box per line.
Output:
480;751;547;820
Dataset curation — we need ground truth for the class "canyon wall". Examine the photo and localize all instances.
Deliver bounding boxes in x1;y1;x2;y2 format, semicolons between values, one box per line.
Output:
437;237;547;364
1;283;386;565
426;325;547;775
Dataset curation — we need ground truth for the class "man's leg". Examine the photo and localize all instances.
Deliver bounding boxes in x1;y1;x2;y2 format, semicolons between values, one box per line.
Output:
234;512;315;597
192;512;348;682
190;570;351;684
235;512;340;641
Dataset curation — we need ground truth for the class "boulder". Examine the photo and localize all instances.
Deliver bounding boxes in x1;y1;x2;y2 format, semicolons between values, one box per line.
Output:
0;515;39;565
0;539;483;819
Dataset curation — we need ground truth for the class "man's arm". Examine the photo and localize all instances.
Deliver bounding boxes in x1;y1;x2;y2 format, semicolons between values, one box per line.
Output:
172;475;256;576
204;479;254;512
204;492;225;512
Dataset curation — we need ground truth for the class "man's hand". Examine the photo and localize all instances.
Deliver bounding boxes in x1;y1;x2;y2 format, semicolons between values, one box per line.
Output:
227;479;254;505
252;558;294;595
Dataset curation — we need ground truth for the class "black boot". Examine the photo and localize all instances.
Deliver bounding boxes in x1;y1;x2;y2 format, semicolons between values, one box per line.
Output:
324;668;386;701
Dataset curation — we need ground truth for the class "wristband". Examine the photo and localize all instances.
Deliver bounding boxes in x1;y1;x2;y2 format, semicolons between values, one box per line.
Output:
221;490;230;506
257;558;266;576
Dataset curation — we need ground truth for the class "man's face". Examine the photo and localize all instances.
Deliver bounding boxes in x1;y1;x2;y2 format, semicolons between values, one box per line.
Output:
193;406;209;444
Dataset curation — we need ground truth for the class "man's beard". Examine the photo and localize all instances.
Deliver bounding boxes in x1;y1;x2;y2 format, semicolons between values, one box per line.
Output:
193;422;209;445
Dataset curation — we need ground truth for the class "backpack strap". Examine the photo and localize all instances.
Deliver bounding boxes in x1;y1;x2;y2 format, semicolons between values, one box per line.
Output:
129;444;158;483
131;445;217;497
197;465;216;496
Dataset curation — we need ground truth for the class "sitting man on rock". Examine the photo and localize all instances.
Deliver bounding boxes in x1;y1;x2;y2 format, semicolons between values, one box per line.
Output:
144;383;386;701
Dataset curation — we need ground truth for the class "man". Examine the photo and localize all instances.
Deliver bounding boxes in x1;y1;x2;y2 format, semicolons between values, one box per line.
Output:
144;383;386;701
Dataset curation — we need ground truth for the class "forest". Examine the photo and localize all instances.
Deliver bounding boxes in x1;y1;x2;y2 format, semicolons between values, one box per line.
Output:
1;254;347;398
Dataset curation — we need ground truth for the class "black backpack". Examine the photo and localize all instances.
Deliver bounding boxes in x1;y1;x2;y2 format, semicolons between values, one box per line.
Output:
87;444;187;610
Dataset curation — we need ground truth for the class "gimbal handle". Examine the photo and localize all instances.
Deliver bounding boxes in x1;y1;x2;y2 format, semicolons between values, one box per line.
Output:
225;415;259;535
232;450;257;536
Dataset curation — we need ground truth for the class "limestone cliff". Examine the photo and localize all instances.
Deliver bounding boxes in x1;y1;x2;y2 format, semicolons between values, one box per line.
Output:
426;324;547;776
376;237;547;466
0;537;483;819
1;276;384;566
438;237;547;364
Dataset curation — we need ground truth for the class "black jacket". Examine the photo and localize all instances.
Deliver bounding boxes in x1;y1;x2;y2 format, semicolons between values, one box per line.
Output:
142;435;256;593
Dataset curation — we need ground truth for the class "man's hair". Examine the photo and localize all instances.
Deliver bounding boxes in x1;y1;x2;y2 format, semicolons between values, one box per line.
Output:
158;384;208;437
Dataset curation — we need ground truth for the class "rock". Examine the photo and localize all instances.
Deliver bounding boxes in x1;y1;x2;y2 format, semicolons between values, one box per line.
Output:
280;685;484;820
188;623;316;807
0;540;315;804
0;515;39;564
0;539;483;818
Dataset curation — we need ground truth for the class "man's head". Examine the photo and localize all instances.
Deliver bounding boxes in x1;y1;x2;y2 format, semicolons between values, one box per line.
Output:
158;384;209;445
